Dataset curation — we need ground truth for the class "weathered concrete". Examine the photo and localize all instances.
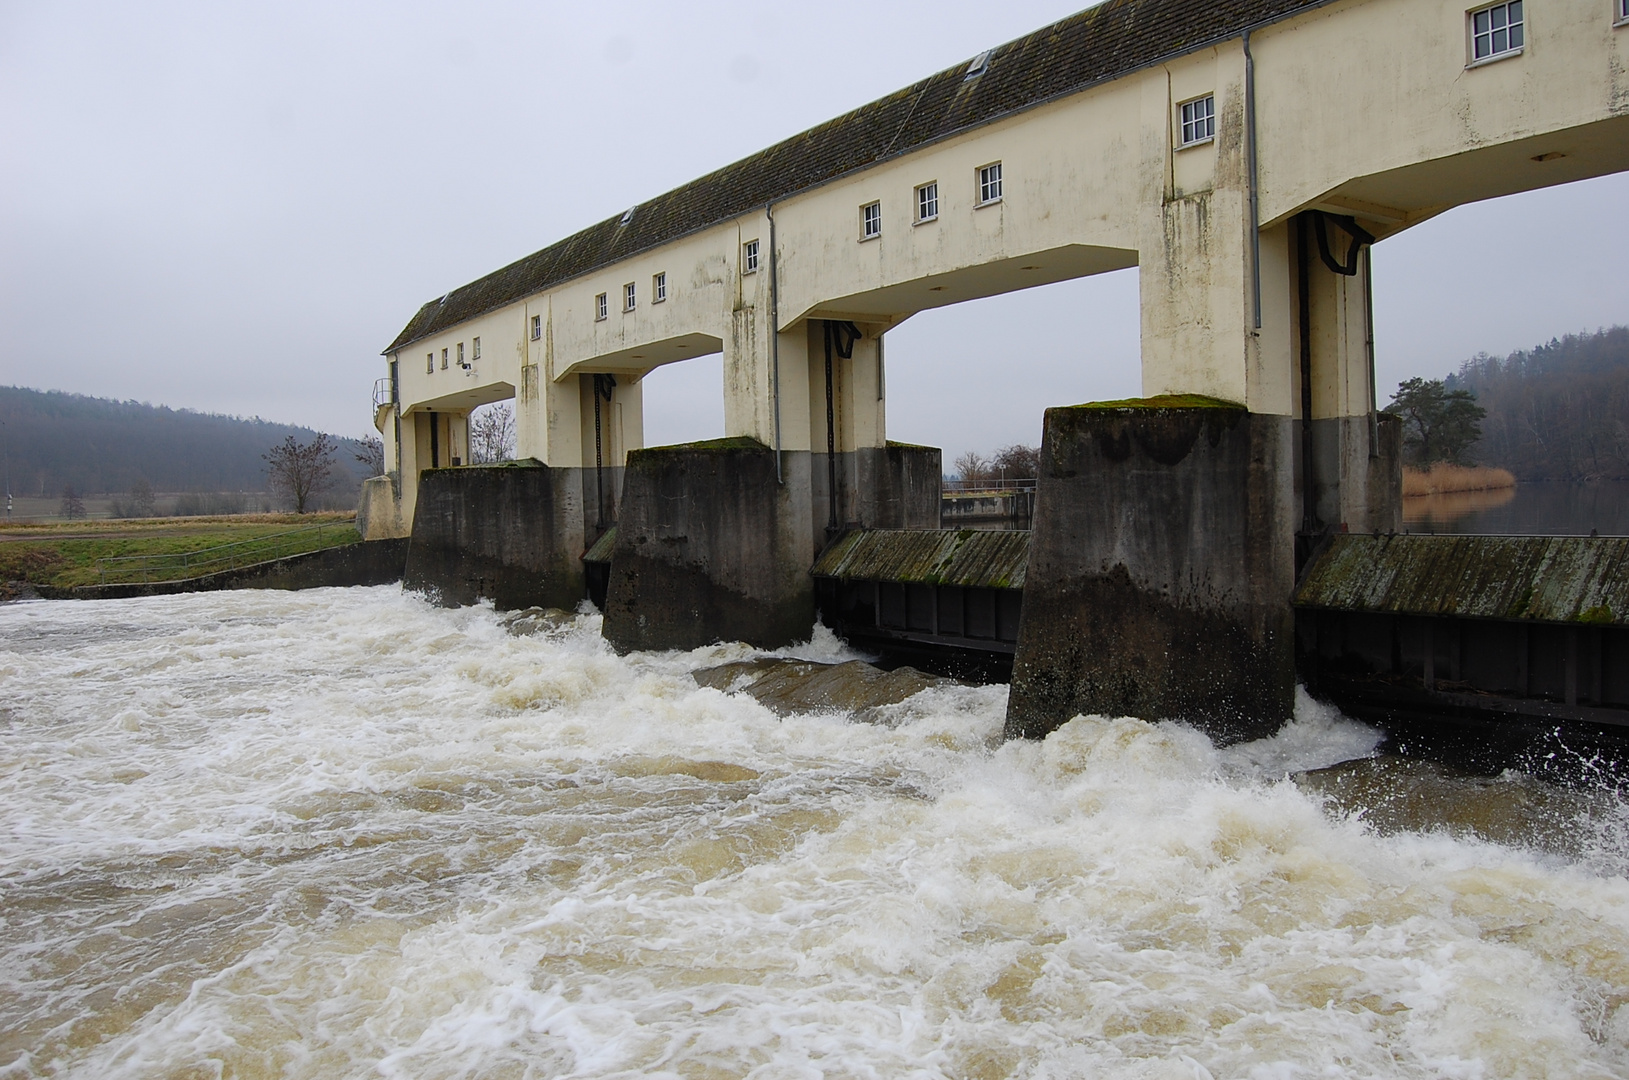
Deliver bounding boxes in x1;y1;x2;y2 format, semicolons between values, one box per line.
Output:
602;439;815;652
1304;414;1404;537
42;539;410;600
357;474;409;540
403;460;585;610
1006;398;1296;744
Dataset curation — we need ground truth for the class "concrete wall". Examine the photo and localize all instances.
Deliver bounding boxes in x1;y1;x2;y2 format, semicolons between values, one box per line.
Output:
1007;402;1296;744
357;474;408;540
402;461;585;610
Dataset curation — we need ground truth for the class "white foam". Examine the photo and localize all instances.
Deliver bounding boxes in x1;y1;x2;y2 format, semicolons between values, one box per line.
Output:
1;587;1625;1079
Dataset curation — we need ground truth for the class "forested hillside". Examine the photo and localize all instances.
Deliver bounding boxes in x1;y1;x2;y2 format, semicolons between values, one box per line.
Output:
1446;327;1629;481
0;387;375;497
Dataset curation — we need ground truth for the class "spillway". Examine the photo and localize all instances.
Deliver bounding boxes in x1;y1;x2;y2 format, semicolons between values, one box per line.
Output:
2;586;1627;1077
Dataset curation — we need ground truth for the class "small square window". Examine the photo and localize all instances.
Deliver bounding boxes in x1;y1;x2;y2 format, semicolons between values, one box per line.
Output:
472;336;481;360
915;182;938;223
441;348;449;370
1470;1;1524;62
654;272;667;302
743;239;760;274
861;201;882;240
595;293;608;321
624;282;636;311
978;163;1003;205
427;352;434;374
1179;95;1215;147
530;315;541;341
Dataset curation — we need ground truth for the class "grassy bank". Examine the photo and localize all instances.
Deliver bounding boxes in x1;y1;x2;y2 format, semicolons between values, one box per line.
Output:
1402;463;1517;497
0;512;359;592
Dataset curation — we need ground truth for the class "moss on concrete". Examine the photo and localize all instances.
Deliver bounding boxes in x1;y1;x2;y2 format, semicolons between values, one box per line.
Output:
1068;394;1246;410
639;437;766;454
1578;604;1615;625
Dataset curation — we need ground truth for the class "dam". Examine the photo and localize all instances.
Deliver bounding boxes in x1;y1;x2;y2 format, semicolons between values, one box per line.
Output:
362;0;1629;744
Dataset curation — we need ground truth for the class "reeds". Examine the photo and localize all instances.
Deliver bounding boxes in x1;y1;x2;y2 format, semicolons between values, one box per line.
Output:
1402;462;1517;497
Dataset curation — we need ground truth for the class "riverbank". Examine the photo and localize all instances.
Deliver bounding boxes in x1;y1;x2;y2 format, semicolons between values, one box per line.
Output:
1402;463;1516;497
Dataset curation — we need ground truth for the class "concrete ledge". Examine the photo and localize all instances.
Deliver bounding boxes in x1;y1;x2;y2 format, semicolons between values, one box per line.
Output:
40;538;410;600
1006;401;1295;744
403;460;585;610
602;438;814;652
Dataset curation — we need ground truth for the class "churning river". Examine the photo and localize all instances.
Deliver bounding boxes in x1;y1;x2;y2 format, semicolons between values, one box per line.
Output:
3;587;1628;1079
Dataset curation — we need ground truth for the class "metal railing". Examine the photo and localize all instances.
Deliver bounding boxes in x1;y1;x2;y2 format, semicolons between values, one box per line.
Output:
373;377;394;411
96;520;357;584
942;477;1038;494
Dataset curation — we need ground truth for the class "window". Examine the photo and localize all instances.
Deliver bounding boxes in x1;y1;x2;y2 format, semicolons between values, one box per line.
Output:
743;239;760;274
472;336;481;360
1619;0;1629;26
595;293;608;320
530;315;542;341
653;272;667;302
1179;95;1215;146
624;282;636;311
427;352;434;374
441;348;449;370
915;182;938;223
457;342;465;367
1470;1;1523;62
861;201;881;240
978;162;1003;205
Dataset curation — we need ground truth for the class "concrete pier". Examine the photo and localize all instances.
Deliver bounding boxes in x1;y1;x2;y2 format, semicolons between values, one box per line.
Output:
402;460;585;610
1006;398;1296;745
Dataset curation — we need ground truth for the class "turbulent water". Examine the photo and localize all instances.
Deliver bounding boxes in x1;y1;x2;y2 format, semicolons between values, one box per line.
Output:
3;588;1629;1079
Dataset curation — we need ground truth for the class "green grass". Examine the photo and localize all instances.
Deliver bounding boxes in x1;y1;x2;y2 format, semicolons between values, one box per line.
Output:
1069;394;1245;410
0;513;360;589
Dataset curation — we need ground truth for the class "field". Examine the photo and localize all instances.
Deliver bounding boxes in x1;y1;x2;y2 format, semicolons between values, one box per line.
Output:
0;513;360;591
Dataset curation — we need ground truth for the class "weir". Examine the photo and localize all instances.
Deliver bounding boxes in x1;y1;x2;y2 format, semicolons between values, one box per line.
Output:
368;0;1629;744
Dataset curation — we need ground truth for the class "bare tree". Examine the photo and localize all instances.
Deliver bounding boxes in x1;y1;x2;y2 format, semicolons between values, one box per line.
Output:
59;485;86;520
991;444;1041;481
264;434;336;513
469;402;516;464
354;435;385;476
952;450;990;488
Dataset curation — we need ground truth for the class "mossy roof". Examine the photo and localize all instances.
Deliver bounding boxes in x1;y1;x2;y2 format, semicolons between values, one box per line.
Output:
384;0;1326;355
1294;534;1629;626
811;528;1031;589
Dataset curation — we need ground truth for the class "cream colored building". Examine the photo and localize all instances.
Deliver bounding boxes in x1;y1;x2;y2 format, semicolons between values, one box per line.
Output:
369;0;1629;546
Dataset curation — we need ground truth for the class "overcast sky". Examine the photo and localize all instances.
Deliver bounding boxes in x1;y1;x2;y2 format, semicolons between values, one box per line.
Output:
3;0;1625;462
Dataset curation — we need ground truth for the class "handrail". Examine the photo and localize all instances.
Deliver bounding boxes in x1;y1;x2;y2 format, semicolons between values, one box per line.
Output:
95;520;355;584
942;478;1038;494
373;378;393;410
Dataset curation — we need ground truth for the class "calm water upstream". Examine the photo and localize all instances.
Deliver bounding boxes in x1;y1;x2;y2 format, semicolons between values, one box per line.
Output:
3;586;1628;1078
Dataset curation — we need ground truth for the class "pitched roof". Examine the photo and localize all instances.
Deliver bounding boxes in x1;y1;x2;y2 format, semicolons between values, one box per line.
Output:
384;0;1323;355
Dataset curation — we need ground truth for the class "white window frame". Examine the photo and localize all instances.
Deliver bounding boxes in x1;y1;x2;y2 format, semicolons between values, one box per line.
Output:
530;315;541;341
653;272;667;303
1615;0;1627;27
743;239;760;274
623;282;636;311
915;182;938;224
427;352;434;374
472;336;481;360
1468;0;1524;65
860;201;882;240
1178;94;1215;148
977;162;1003;206
595;293;608;321
457;342;465;367
441;348;449;370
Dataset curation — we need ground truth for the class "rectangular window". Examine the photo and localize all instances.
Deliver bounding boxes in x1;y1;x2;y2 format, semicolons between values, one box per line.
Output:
743;239;760;274
624;282;636;311
457;342;465;367
441;348;449;370
1619;0;1629;25
530;315;542;341
915;182;938;223
595;293;608;320
653;272;667;302
1470;1;1524;61
427;352;434;374
472;336;481;360
861;201;882;240
978;163;1003;205
1179;95;1215;146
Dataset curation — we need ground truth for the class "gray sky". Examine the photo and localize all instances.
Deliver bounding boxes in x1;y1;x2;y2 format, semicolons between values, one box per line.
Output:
3;1;1624;463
